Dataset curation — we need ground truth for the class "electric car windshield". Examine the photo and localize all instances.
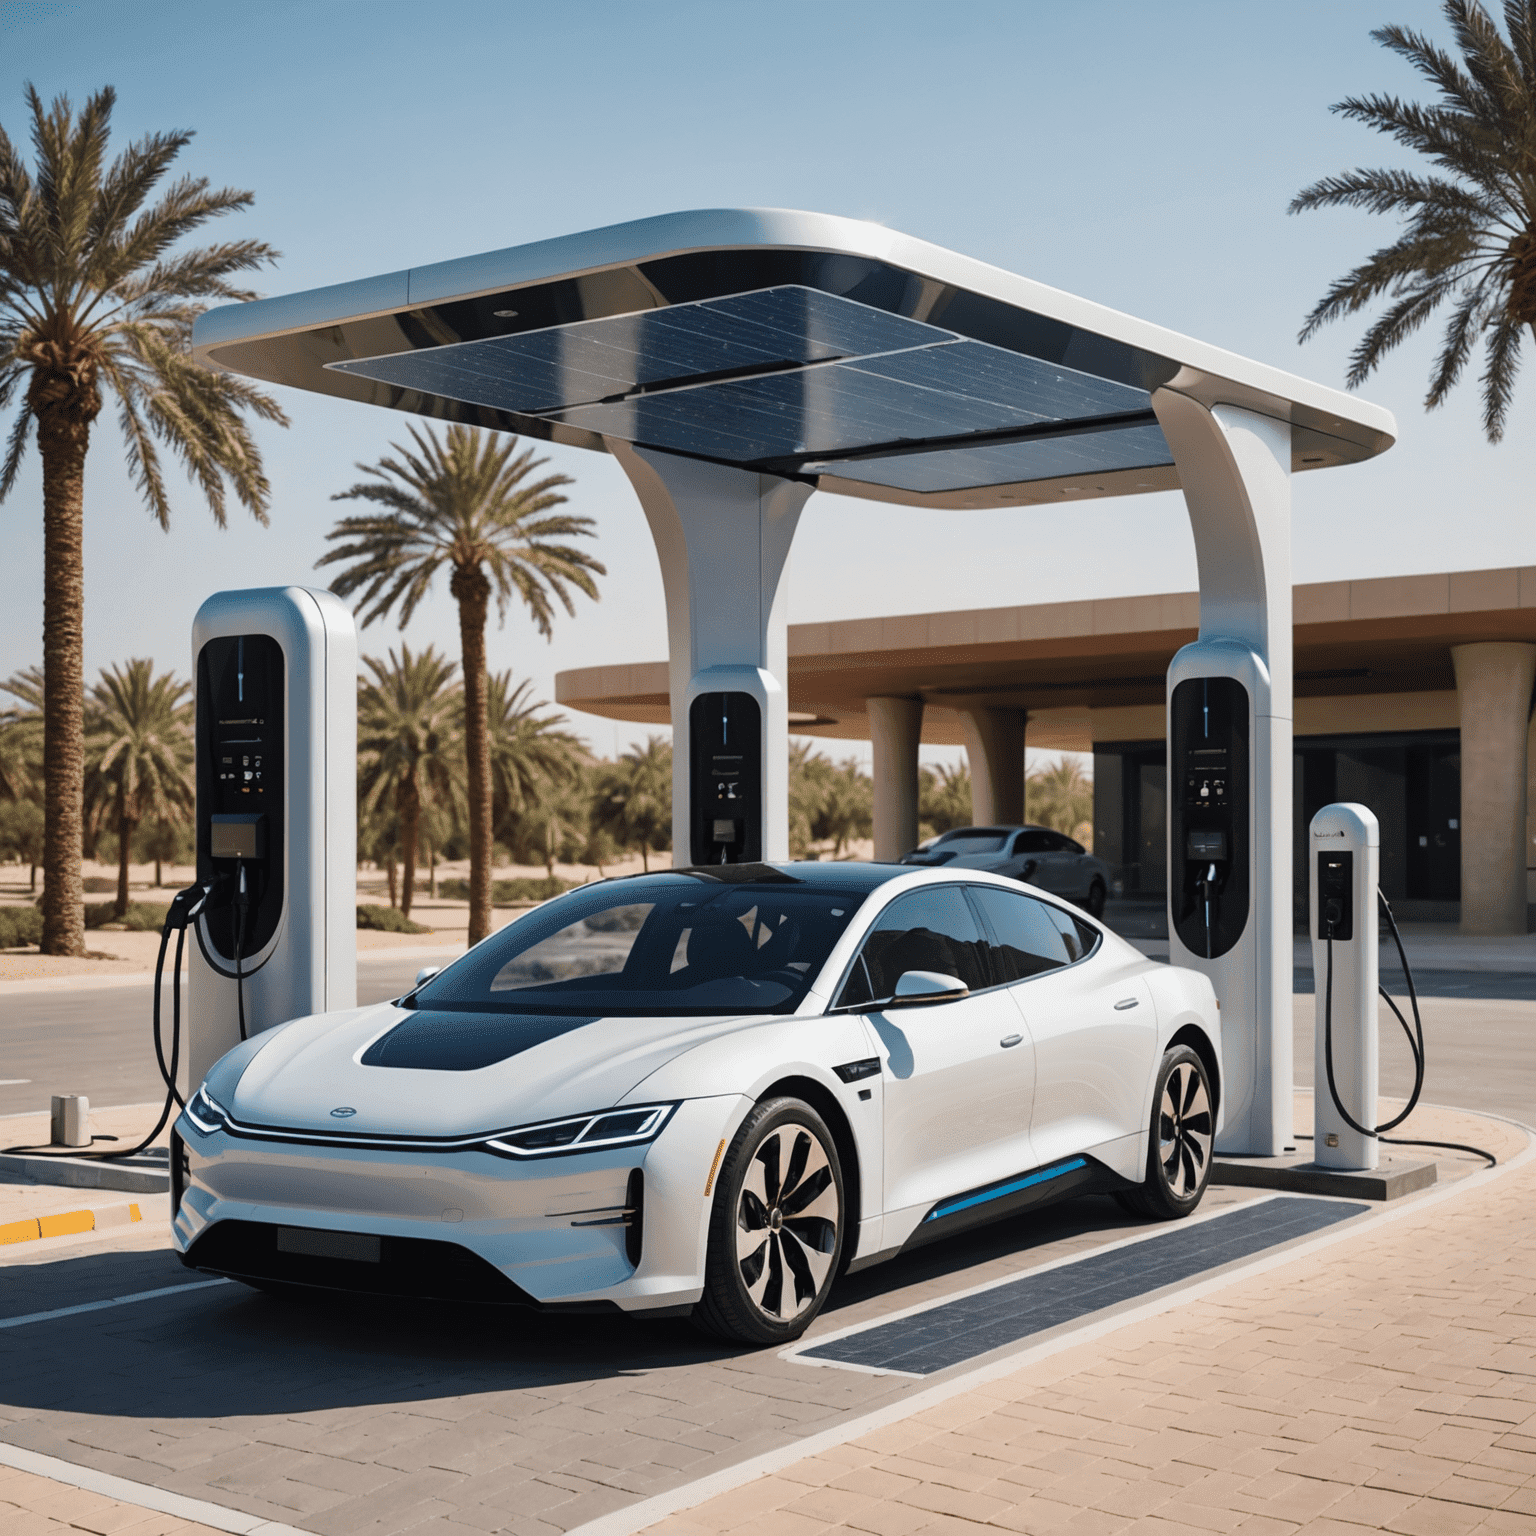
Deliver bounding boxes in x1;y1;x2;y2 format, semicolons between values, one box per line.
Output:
408;874;867;1016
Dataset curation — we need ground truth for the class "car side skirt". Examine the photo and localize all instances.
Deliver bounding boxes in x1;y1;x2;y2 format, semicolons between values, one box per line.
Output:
899;1155;1119;1253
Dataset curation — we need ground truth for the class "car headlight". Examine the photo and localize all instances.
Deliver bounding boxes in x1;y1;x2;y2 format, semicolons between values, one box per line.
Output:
483;1103;677;1159
184;1085;231;1136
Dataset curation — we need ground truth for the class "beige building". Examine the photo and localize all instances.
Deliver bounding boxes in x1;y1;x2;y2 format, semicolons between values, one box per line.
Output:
558;565;1536;936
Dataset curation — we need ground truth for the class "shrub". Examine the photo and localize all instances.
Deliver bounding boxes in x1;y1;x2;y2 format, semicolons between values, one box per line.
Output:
0;906;43;948
83;901;170;931
357;904;432;934
437;876;571;905
82;876;117;893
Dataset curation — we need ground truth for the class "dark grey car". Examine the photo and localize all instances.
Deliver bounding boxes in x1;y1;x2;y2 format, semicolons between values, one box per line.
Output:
900;824;1112;917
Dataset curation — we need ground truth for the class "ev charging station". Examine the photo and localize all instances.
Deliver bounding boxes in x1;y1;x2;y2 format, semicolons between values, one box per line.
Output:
1310;803;1381;1171
187;587;358;1088
191;207;1398;1156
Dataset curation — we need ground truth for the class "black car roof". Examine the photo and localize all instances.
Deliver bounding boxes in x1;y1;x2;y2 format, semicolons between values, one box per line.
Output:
622;861;905;893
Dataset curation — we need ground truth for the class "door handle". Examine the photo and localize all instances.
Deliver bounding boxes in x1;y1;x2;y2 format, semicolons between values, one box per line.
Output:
1000;1033;1022;1048
1113;998;1139;1011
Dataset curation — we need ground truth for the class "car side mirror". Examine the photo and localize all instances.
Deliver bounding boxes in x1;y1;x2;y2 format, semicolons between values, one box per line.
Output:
888;969;969;1007
414;966;442;989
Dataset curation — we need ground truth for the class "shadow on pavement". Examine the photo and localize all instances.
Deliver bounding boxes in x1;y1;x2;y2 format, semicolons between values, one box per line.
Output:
0;1193;1150;1421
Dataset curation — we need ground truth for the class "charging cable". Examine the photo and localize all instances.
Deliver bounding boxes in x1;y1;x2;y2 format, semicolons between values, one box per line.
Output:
4;880;213;1162
1320;890;1496;1167
234;857;249;1042
1197;863;1218;959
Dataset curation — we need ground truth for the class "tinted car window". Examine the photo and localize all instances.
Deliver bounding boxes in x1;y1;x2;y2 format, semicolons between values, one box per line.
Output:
970;886;1072;980
412;875;863;1016
838;886;991;1006
1060;837;1085;854
1044;903;1101;962
1013;831;1053;854
934;830;1010;855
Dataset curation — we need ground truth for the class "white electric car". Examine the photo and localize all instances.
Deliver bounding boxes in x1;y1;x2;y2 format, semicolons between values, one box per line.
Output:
173;863;1222;1345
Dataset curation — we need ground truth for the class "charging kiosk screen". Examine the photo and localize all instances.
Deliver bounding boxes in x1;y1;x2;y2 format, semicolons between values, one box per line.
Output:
1170;676;1249;958
689;691;761;865
196;633;284;959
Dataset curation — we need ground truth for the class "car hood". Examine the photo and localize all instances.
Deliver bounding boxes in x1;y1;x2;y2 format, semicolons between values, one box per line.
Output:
227;1003;759;1137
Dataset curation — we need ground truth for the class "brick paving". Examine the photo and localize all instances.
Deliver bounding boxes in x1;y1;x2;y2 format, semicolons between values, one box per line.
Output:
0;1099;1524;1536
645;1112;1534;1536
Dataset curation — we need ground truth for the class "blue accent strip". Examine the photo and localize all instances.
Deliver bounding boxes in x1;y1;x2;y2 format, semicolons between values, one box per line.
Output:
926;1158;1088;1222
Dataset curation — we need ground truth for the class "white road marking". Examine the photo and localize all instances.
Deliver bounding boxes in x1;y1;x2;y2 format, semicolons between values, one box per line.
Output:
0;1441;316;1536
0;1278;228;1330
0;1079;31;1085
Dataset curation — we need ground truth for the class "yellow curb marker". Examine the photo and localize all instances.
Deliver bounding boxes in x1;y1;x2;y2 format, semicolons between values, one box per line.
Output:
0;1202;142;1246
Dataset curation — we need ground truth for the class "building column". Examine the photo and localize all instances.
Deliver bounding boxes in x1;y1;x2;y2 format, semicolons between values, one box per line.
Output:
959;707;1025;824
1452;642;1536;935
869;697;923;860
605;439;812;864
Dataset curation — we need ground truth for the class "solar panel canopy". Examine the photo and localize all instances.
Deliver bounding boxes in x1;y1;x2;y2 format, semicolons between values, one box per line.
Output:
193;209;1395;510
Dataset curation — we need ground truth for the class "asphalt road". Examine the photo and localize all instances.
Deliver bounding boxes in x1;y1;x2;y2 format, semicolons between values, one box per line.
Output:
2;954;1532;1124
0;954;425;1119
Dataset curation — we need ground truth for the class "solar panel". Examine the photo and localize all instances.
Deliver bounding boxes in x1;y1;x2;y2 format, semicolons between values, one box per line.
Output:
328;286;950;416
327;283;1163;491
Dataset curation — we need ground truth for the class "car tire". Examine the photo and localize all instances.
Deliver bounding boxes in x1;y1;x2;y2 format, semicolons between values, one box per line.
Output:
693;1097;846;1346
1114;1045;1214;1221
1085;880;1106;918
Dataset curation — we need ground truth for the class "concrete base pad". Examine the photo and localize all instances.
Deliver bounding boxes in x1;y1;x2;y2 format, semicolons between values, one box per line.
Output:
1210;1150;1437;1201
0;1150;169;1193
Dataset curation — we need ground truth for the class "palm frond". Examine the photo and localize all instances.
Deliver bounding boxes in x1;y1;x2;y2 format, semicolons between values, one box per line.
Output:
1293;1;1536;439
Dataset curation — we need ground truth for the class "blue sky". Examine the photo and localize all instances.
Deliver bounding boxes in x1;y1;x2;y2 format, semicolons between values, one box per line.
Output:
3;0;1531;765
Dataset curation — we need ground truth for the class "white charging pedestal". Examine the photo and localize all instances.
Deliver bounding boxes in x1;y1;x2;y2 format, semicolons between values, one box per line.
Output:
187;587;358;1087
1309;802;1380;1171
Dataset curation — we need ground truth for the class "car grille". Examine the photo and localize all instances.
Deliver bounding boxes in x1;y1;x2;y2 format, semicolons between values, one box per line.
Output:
182;1219;534;1304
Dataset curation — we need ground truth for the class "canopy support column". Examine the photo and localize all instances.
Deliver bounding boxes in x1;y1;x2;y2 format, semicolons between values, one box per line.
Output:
607;440;811;866
1153;391;1293;1156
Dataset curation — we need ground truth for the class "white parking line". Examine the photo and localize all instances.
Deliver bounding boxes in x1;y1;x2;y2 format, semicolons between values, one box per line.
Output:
0;1278;228;1330
0;1442;316;1536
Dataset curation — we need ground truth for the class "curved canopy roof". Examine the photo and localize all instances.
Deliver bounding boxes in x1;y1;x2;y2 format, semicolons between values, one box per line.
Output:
193;209;1395;510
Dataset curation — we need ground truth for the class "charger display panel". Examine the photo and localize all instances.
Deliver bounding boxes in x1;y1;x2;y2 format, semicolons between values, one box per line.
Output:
688;691;761;865
1170;676;1250;958
196;633;284;958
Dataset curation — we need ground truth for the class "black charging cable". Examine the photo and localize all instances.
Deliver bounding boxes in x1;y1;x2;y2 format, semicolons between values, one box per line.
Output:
233;857;249;1042
4;881;213;1161
1318;890;1496;1167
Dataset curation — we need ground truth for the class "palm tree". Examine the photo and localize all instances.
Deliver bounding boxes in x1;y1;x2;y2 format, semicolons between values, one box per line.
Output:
1026;757;1095;842
356;645;462;919
1291;1;1536;440
0;666;44;803
816;758;874;858
485;673;585;817
82;659;194;918
594;736;672;872
920;762;973;838
318;423;603;946
0;86;285;954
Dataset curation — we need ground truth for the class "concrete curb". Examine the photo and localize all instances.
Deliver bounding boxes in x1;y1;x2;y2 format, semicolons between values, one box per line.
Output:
0;1151;169;1192
0;1201;143;1246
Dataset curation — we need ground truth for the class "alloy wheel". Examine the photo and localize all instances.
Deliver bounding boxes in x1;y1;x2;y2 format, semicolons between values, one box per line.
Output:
736;1122;840;1321
1158;1061;1212;1199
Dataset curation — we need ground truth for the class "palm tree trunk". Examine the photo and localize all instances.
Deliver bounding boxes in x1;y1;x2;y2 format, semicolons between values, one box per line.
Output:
428;840;436;899
155;856;163;887
452;564;493;945
116;801;135;919
386;849;397;908
33;382;97;957
398;775;420;919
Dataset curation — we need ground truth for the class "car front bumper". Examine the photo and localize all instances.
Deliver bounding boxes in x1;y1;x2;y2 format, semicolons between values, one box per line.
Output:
172;1094;750;1312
